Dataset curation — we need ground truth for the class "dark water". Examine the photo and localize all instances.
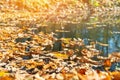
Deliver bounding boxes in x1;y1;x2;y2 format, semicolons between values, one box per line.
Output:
34;14;120;56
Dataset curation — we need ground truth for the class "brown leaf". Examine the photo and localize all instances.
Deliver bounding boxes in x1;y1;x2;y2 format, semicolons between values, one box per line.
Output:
103;59;111;67
111;71;120;80
0;76;14;80
78;68;86;75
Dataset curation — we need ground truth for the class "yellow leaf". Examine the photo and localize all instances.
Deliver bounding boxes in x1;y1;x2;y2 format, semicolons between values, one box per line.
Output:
7;50;13;54
53;52;68;59
62;38;71;44
0;71;8;77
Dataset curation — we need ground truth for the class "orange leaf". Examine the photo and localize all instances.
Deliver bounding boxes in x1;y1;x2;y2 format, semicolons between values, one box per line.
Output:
0;76;14;80
104;59;111;67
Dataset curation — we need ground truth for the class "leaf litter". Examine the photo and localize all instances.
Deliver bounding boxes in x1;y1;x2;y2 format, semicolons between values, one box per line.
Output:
0;26;120;80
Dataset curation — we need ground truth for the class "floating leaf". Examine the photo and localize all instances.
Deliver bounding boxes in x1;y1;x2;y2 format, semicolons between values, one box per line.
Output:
61;38;71;44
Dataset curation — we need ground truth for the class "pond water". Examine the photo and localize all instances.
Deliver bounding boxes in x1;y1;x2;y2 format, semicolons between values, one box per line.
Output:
40;14;120;56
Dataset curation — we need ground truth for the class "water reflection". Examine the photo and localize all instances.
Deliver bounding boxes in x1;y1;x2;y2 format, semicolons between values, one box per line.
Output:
54;25;120;56
72;25;120;56
41;15;120;56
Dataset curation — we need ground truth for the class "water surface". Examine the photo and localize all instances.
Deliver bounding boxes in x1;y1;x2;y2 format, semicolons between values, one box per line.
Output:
42;14;120;56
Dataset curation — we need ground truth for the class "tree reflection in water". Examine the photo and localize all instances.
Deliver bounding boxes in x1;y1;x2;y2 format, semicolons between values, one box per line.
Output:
51;25;120;56
43;15;120;56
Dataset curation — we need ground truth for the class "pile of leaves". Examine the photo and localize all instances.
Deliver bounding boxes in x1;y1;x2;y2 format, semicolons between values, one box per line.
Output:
0;26;120;80
0;0;119;27
0;0;120;80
